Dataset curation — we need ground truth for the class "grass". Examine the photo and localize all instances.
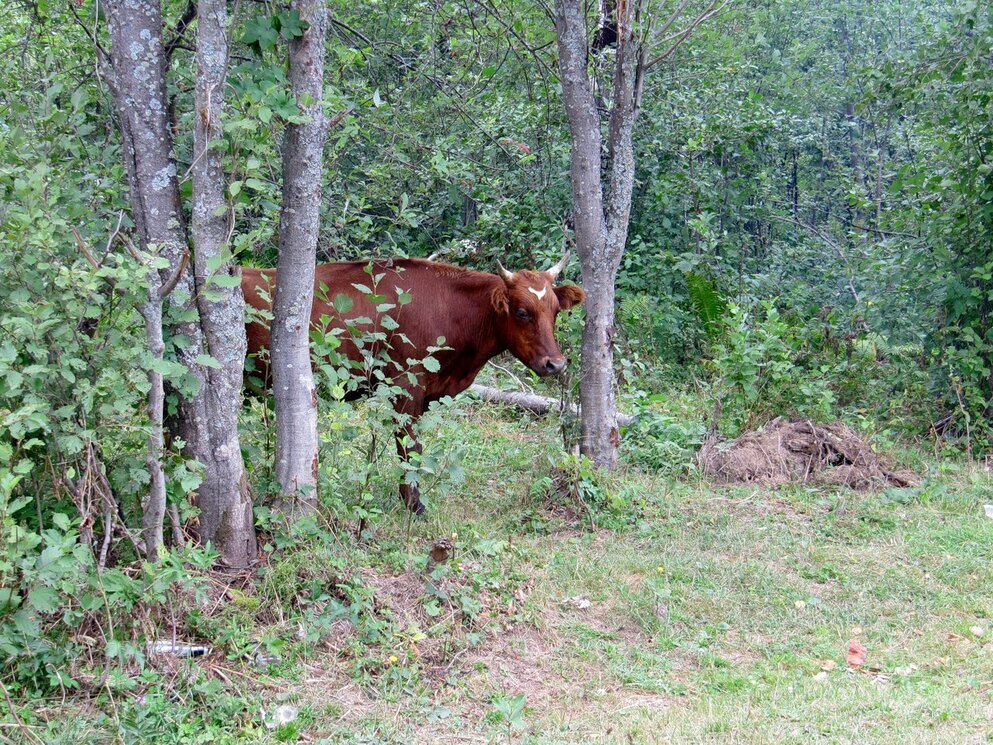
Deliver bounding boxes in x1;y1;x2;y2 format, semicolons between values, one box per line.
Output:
10;402;993;744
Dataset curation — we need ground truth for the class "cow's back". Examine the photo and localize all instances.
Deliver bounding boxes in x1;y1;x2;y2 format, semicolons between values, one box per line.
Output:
242;260;500;397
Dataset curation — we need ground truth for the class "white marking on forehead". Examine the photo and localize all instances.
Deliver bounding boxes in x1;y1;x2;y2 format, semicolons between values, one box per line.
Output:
527;286;548;300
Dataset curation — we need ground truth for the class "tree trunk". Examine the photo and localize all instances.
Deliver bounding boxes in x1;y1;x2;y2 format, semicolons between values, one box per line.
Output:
105;0;200;558
271;0;329;515
105;0;255;566
139;288;167;558
190;0;257;565
554;0;645;469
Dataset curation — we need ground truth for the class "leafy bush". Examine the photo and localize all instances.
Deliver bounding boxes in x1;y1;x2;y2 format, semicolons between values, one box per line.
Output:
622;401;708;475
710;302;837;434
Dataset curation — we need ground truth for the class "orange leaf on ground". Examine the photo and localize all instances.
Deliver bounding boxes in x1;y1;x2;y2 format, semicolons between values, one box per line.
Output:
847;639;867;668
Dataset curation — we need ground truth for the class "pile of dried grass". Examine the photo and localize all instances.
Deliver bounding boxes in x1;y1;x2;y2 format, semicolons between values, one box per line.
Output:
697;418;918;490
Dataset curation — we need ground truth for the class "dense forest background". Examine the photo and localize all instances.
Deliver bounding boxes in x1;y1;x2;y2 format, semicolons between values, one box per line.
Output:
6;0;990;448
1;0;992;741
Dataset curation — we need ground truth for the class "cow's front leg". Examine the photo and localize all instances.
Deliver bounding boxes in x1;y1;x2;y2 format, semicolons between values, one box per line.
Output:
395;421;425;515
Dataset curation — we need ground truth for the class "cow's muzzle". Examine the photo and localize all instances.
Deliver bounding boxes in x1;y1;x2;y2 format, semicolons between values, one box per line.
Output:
539;356;567;376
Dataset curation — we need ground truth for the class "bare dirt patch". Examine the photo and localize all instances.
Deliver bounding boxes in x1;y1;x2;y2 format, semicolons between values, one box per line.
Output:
697;418;918;490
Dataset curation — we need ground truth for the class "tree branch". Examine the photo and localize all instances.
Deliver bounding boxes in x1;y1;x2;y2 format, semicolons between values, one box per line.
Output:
768;214;863;308
165;1;198;67
647;0;737;68
469;384;636;426
159;250;191;299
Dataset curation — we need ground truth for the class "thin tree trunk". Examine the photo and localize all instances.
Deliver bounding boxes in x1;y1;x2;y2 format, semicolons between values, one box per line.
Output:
554;0;645;469
140;289;167;558
105;0;199;558
106;0;255;566
271;0;329;515
555;0;608;465
134;253;187;558
191;0;257;565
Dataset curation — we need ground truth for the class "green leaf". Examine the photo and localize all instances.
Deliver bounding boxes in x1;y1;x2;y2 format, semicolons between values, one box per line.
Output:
686;272;725;339
12;609;39;637
242;16;279;52
147;358;186;377
276;9;309;38
28;586;60;613
196;354;222;369
209;272;243;288
333;293;354;313
422;356;440;373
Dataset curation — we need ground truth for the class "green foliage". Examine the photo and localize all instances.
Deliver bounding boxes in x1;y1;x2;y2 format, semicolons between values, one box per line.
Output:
623;400;708;475
488;692;528;738
0;26;196;698
867;3;993;450
710;303;837;433
0;459;218;695
686;271;725;340
311;264;466;518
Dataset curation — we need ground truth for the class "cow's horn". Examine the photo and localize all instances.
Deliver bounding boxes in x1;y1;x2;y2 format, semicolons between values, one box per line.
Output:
544;250;571;281
496;260;515;283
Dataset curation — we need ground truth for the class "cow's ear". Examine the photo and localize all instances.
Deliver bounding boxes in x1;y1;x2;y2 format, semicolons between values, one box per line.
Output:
491;285;509;315
555;284;585;311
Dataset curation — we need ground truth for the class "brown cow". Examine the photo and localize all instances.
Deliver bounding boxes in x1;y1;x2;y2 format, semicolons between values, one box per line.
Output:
243;254;585;514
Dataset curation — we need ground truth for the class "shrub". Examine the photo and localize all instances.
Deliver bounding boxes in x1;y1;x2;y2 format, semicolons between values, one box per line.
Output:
710;302;836;434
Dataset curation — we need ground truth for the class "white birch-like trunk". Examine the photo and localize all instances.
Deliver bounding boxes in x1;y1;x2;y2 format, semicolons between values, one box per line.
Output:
190;0;258;565
105;0;256;565
271;0;329;515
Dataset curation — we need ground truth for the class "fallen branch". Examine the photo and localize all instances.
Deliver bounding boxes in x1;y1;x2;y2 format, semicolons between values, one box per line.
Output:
468;384;636;426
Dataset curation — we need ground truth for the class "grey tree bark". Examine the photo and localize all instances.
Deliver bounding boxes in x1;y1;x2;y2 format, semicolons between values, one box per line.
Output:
554;0;647;469
554;0;718;468
190;0;258;564
271;0;329;516
138;274;168;558
105;0;256;566
105;0;198;558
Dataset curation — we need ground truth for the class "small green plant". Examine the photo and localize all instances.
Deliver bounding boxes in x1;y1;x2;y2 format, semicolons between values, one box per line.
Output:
536;451;645;529
309;263;464;524
622;393;707;475
489;692;527;740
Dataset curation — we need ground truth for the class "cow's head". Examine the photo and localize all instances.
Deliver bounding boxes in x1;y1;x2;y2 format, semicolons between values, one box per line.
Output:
492;252;586;376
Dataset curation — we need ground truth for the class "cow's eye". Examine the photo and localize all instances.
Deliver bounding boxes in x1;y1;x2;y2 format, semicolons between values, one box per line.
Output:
515;307;530;320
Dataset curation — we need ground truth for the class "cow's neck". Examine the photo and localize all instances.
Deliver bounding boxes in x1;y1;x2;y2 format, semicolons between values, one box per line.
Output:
454;272;505;366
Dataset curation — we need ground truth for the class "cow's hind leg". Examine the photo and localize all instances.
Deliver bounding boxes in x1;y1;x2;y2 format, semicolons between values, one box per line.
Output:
394;393;426;514
395;422;425;514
